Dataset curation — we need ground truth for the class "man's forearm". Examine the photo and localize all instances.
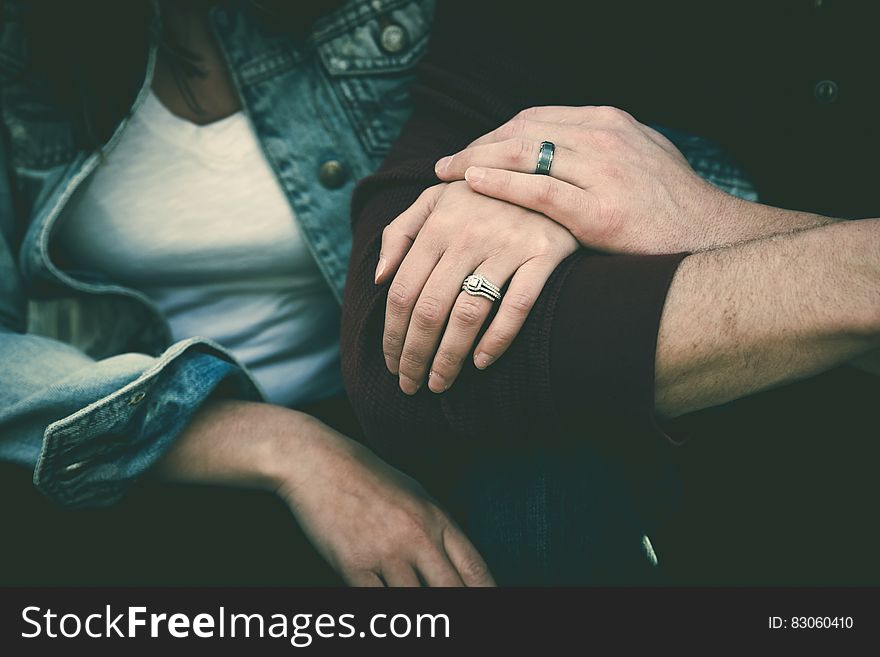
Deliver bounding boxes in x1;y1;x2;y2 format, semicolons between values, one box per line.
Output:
655;218;880;419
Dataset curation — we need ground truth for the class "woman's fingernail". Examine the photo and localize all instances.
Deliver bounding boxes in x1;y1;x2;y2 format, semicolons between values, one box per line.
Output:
384;355;399;375
475;352;493;369
374;257;386;283
435;156;453;173
465;166;486;183
428;370;448;393
399;374;421;395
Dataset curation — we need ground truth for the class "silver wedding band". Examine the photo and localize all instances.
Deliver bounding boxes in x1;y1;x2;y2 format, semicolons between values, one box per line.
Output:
535;140;555;175
462;274;502;302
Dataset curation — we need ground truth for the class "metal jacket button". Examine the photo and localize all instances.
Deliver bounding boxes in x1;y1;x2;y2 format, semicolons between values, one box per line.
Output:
319;160;348;189
380;24;408;54
128;391;147;405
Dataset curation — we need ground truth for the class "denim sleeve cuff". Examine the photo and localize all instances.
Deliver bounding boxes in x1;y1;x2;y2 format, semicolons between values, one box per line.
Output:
33;340;261;508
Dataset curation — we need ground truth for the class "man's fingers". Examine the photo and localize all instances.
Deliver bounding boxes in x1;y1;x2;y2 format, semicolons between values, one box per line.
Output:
463;120;588;152
377;185;445;284
436;106;682;178
380;562;423;587
396;251;481;394
464;105;637;148
472;258;556;370
442;525;495;587
346;571;385;587
464;167;599;242
435;139;586;187
427;260;515;393
383;238;443;376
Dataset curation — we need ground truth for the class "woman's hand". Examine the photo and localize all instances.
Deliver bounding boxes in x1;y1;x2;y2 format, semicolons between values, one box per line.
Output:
376;181;577;392
157;400;494;587
434;105;808;255
279;412;494;587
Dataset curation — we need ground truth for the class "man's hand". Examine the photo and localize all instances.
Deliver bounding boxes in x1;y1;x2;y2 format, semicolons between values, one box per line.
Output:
375;181;577;391
436;105;833;254
156;400;494;587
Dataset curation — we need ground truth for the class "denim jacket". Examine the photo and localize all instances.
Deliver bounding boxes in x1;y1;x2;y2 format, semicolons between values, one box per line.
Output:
0;0;434;507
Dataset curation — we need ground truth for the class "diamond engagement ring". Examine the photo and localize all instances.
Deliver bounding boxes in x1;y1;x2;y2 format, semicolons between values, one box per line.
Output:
461;274;502;302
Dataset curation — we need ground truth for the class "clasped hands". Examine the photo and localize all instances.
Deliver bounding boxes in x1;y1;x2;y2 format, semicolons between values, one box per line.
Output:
376;105;737;394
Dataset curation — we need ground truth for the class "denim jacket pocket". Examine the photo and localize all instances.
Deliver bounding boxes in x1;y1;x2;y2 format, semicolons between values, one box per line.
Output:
316;0;433;156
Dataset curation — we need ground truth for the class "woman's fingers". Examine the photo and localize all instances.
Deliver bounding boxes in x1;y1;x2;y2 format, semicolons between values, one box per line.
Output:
442;525;495;587
346;571;385;587
414;549;467;587
471;257;557;370
464;167;600;242
425;259;515;393
377;184;445;284
395;251;486;394
380;561;423;587
381;180;579;390
383;234;445;376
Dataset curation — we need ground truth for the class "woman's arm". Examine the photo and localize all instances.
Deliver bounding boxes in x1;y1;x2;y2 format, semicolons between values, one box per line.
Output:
154;399;493;587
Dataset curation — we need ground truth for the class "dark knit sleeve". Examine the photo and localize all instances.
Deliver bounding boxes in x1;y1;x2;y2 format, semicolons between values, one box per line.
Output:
340;1;687;469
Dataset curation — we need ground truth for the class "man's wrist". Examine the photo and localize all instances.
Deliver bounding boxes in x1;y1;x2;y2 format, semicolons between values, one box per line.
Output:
703;193;838;252
841;218;880;339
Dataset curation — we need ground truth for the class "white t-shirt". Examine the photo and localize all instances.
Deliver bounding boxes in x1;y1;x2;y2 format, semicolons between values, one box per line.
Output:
57;89;343;407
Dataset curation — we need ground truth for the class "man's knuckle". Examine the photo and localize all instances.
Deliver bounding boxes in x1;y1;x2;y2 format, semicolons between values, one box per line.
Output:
510;138;533;166
592;129;624;150
592;105;627;123
504;117;527;138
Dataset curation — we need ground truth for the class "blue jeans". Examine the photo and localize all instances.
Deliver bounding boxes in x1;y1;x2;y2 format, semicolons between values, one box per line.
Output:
449;445;677;585
1;392;675;585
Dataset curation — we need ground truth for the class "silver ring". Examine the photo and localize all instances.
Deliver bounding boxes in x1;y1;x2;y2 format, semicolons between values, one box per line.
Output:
462;274;502;302
535;141;555;175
